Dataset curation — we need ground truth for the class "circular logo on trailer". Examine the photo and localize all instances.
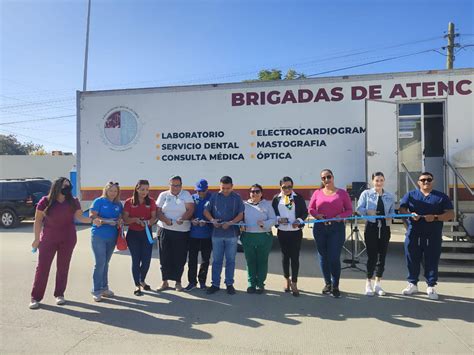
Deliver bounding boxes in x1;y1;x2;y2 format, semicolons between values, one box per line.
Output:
101;107;141;150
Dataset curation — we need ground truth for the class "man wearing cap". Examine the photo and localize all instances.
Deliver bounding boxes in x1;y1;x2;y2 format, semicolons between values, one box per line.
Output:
184;179;213;291
399;172;454;300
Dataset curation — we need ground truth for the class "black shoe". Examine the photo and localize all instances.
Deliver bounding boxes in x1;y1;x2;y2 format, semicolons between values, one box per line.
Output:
332;287;341;298
134;288;143;296
291;282;300;297
226;285;236;295
247;286;256;294
199;282;207;290
256;287;265;295
184;283;196;292
206;285;220;294
322;284;332;295
140;283;151;291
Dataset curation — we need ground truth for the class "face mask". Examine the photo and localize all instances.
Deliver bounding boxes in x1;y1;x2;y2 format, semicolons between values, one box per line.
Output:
61;185;72;196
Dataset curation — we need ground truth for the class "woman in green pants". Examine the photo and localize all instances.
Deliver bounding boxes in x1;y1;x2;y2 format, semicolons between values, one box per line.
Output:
242;184;277;294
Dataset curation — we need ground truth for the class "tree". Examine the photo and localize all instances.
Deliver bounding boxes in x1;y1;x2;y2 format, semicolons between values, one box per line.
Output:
258;69;282;81
30;148;48;156
245;69;306;82
284;69;307;80
0;134;44;155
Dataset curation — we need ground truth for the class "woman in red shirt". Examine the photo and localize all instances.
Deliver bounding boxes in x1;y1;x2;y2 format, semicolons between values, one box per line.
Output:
29;177;96;309
123;180;157;296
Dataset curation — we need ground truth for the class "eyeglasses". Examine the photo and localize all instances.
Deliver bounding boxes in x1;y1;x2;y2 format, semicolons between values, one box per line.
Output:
250;190;262;194
419;178;433;183
281;186;293;190
321;175;333;180
170;184;182;188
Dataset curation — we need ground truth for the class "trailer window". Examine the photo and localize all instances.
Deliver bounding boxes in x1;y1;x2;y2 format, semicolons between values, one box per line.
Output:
424;102;443;115
399;103;421;116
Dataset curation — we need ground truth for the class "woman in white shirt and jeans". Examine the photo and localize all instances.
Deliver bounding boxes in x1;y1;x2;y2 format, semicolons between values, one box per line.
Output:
357;172;395;296
156;176;195;292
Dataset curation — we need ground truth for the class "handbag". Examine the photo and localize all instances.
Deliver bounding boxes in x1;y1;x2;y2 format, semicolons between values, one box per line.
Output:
116;226;128;251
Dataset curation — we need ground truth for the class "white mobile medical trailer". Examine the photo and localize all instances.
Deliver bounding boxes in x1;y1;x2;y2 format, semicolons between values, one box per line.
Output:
78;68;474;273
77;68;473;205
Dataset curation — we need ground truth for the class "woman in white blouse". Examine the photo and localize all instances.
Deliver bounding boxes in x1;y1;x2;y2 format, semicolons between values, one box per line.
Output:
242;184;276;294
156;176;194;292
271;176;308;296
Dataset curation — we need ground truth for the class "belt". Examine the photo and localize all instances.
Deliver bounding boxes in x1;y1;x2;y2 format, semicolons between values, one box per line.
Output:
323;221;342;226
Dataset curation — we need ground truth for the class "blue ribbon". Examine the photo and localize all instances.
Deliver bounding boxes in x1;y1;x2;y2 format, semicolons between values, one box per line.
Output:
301;213;416;225
145;223;155;244
200;213;417;228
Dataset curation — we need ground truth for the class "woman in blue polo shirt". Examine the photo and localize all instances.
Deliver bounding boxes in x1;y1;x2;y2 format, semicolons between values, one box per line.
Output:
89;182;123;302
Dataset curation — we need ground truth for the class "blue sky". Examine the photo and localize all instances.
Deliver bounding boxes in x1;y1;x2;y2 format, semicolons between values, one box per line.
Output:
1;0;473;152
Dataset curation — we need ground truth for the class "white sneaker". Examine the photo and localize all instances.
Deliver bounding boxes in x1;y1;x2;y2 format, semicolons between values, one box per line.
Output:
427;286;439;300
55;296;66;305
29;299;39;309
365;282;374;296
101;290;114;298
374;283;386;296
93;295;102;302
402;283;418;295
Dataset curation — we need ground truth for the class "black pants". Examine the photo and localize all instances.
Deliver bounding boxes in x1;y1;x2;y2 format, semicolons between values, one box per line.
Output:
187;238;212;285
364;223;391;279
277;229;303;283
159;229;189;282
126;229;153;286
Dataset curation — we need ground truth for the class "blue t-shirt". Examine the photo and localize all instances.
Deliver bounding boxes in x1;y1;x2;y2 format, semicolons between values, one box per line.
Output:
399;189;453;236
190;192;213;239
205;191;244;238
90;197;123;239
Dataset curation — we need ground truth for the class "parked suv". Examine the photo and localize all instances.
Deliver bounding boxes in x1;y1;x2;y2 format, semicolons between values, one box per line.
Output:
0;178;52;228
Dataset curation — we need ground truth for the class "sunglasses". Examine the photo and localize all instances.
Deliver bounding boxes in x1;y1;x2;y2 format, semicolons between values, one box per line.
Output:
321;175;333;180
108;181;119;186
250;190;262;194
419;178;433;183
281;186;293;190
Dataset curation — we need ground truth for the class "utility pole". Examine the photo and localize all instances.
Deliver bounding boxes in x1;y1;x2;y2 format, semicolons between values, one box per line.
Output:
83;0;92;91
445;22;459;69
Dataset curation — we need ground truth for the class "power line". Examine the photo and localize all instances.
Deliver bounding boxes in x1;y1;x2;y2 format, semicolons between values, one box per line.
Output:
0;35;451;95
81;35;447;90
0;106;74;117
0;115;75;125
2;123;75;133
0;127;75;149
0;94;75;114
307;49;440;77
0;97;75;110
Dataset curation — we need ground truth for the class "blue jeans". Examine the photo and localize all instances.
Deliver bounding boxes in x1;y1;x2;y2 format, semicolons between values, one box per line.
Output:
211;236;238;287
126;229;153;286
313;223;345;287
91;235;116;295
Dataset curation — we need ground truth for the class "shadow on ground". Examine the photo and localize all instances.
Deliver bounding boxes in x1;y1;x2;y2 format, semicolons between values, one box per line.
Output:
40;287;474;339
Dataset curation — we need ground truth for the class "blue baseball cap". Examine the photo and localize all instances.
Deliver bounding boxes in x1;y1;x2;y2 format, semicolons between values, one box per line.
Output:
195;179;208;191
